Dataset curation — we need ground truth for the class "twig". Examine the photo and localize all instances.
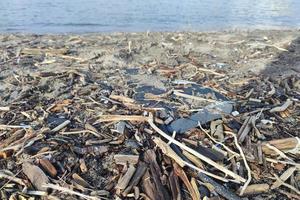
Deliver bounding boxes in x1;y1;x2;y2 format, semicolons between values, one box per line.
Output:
173;90;217;103
50;120;71;132
61;130;104;138
271;167;297;189
97;115;148;123
199;123;240;158
225;131;251;196
0;124;31;130
265;158;300;168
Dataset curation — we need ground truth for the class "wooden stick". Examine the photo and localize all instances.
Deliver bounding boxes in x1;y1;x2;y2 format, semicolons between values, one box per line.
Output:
97;115;148;123
199;124;240;158
0;171;26;186
43;183;100;200
123;162;147;196
173;90;217;103
109;94;135;103
0;124;31;130
273;174;300;195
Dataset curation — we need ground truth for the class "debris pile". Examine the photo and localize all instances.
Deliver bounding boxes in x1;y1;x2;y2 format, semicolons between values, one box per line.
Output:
0;32;300;200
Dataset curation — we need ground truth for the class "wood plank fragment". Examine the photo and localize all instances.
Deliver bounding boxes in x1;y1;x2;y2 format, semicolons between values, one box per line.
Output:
114;154;139;165
116;165;136;190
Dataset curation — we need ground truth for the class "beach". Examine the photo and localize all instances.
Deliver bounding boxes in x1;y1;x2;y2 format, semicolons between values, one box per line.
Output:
1;29;300;199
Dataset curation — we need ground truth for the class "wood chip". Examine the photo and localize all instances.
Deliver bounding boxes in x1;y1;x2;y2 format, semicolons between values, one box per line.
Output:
79;159;88;173
22;162;49;191
38;159;57;177
239;184;269;196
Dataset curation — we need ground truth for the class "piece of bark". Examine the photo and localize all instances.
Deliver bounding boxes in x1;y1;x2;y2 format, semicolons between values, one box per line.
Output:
173;163;198;200
144;149;171;200
116;164;136;190
114;154;139;165
142;170;159;200
38;159;57;177
22;162;49;191
169;170;182;200
262;137;299;155
122;162;147;196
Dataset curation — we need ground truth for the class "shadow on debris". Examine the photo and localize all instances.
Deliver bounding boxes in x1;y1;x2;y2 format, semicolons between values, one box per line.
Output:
261;36;300;77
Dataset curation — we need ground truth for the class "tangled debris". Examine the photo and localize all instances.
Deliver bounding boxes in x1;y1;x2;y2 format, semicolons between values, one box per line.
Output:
0;31;300;200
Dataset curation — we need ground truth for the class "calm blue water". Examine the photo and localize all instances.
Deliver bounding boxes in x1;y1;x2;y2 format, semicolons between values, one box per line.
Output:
0;0;299;33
